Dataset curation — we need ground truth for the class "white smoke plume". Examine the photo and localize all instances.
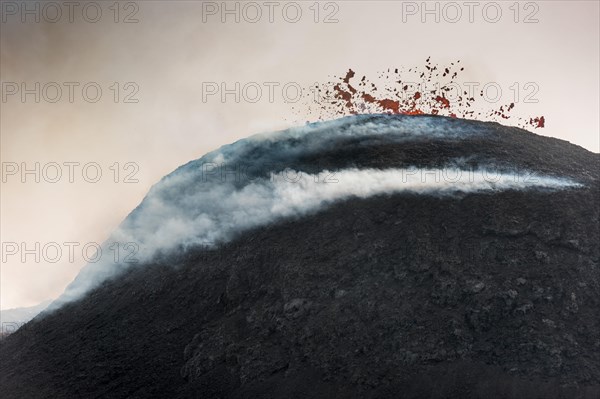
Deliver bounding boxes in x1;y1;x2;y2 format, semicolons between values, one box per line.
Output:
53;166;581;310
114;166;580;255
47;115;583;310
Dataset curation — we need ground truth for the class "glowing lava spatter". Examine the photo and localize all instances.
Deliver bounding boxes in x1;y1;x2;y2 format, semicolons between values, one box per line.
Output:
296;58;545;130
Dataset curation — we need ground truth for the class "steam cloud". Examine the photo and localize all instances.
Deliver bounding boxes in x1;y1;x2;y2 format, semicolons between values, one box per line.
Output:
112;167;581;257
49;115;582;311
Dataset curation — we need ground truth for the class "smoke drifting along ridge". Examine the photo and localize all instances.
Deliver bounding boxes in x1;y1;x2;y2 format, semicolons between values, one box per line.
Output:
113;167;580;257
52;115;582;310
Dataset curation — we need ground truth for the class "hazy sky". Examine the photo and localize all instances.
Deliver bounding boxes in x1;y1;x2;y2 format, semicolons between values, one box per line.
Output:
1;0;599;309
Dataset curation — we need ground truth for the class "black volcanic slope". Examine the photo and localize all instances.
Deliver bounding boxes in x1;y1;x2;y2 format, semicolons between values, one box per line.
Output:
1;115;599;399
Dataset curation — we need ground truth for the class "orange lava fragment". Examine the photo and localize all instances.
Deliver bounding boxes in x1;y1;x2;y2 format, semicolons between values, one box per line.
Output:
377;99;400;113
343;69;355;84
403;109;424;115
362;93;376;103
435;96;450;109
536;116;545;128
